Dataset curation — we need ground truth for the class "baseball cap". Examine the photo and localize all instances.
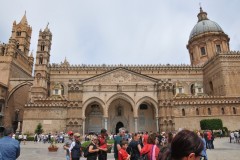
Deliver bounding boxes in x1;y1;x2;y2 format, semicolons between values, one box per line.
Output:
68;131;74;135
74;133;81;137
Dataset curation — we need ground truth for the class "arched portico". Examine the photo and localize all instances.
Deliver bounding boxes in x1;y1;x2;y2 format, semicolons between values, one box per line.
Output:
82;97;105;135
136;96;159;132
107;94;135;133
6;82;32;133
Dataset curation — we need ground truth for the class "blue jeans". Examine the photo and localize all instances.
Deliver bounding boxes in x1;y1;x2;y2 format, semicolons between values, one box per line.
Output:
66;155;70;160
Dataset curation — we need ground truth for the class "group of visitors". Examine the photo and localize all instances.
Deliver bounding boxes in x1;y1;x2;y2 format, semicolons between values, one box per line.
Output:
230;130;240;143
33;132;65;143
114;128;207;160
63;128;109;160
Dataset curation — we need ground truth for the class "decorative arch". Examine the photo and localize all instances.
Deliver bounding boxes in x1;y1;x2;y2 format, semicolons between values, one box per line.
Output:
106;93;135;112
7;82;33;103
136;96;158;117
82;97;105;118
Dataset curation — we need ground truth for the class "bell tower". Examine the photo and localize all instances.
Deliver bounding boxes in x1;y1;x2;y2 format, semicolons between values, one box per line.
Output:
31;24;52;99
10;11;32;55
187;7;230;66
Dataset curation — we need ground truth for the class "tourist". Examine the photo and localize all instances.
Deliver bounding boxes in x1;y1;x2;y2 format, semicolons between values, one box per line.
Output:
98;128;108;160
158;132;173;160
199;132;208;160
140;133;160;160
159;130;204;160
18;133;23;144
127;132;141;160
23;134;27;145
114;127;126;160
87;135;99;160
118;140;131;160
0;127;20;160
142;131;149;146
69;133;82;160
63;131;74;160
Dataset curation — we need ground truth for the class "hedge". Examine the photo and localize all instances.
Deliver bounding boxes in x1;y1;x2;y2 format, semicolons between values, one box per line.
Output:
200;119;223;130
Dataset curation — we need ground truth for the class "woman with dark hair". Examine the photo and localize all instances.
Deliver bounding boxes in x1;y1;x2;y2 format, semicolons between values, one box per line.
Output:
140;133;160;160
127;133;142;160
159;130;204;160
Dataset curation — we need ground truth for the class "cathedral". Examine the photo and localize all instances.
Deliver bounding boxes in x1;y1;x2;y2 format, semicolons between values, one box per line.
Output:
0;7;240;135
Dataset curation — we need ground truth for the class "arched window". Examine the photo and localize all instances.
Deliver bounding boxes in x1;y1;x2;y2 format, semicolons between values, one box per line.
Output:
182;109;185;116
61;85;64;95
16;31;21;36
233;107;237;114
40;43;45;51
208;108;211;115
16;43;20;49
216;44;221;53
191;84;195;95
196;108;199;115
140;104;148;110
221;108;225;115
39;55;43;64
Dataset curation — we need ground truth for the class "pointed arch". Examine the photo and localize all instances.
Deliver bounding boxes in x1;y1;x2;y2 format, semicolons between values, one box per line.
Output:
7;82;33;103
106;93;135;112
136;96;158;117
82;97;105;118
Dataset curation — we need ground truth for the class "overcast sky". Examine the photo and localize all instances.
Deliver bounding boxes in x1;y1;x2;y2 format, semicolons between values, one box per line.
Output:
0;0;240;65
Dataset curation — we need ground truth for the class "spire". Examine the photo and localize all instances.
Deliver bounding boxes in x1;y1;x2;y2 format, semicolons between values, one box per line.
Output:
197;6;209;22
44;22;50;32
20;11;28;25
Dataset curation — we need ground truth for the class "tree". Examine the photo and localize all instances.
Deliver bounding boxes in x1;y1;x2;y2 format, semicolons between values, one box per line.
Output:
200;119;223;130
35;123;44;134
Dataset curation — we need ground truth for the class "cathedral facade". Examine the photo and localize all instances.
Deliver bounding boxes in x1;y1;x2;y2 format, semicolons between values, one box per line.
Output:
0;8;240;134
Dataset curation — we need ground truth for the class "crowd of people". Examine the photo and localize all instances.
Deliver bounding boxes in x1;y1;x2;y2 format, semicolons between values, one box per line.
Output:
1;125;240;160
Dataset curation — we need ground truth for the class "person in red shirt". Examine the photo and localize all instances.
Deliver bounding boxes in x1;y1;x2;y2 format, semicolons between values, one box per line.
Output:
140;133;160;160
118;140;130;160
142;131;149;146
98;128;108;160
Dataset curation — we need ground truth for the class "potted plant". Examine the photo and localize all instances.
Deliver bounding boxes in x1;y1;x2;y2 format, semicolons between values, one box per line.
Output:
48;138;58;152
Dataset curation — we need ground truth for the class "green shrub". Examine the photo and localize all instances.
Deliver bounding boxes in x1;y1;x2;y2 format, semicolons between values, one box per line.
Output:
200;119;223;130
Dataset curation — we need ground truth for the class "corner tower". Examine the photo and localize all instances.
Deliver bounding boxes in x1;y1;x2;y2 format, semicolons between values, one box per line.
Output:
187;7;230;66
31;24;52;100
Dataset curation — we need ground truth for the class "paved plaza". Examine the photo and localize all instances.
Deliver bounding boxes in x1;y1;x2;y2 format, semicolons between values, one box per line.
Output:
18;137;240;160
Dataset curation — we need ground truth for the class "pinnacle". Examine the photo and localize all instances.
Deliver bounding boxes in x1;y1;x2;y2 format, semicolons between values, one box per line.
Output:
20;11;28;25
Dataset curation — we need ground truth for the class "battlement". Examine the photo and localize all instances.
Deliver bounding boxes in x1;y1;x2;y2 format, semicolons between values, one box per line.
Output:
50;63;202;71
173;95;240;105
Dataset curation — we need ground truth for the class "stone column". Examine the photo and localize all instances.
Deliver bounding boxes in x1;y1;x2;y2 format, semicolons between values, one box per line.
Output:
82;118;85;136
156;117;159;132
134;117;138;132
104;117;108;130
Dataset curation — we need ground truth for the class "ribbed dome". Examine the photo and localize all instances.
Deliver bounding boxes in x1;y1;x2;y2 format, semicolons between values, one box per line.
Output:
189;7;224;40
189;20;224;39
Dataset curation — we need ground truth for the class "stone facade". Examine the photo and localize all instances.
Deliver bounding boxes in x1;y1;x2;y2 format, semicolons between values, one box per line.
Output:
0;8;240;134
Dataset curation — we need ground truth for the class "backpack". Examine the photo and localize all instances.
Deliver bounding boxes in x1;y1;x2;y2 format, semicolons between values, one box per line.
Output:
83;145;90;158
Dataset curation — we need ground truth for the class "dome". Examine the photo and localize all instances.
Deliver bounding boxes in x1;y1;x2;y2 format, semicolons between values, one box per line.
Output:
189;20;224;39
189;7;224;40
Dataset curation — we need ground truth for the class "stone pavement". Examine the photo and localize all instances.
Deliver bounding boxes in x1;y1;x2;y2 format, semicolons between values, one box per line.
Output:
18;137;240;160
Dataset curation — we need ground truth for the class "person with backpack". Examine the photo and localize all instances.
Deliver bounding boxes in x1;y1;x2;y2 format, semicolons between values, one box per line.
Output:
127;133;141;160
69;133;82;160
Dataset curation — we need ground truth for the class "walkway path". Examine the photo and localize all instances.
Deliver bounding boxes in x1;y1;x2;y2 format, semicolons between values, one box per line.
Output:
18;137;240;160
